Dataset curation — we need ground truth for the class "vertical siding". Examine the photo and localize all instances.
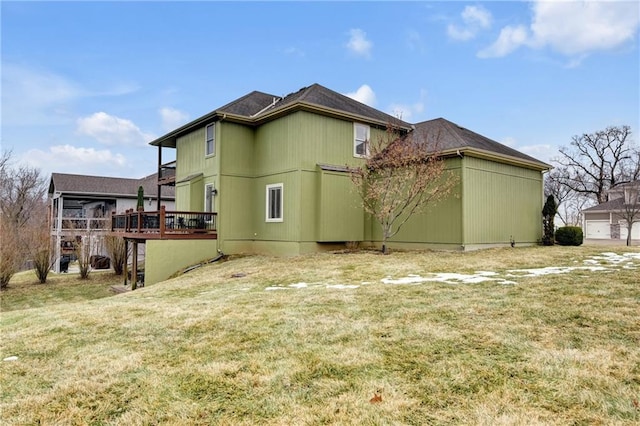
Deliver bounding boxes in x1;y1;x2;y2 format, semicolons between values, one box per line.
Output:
176;128;205;182
219;175;254;241
317;170;364;241
175;183;190;211
176;124;219;212
369;159;463;244
220;122;255;177
462;156;543;245
252;172;300;242
254;115;299;176
299;170;319;241
295;111;387;170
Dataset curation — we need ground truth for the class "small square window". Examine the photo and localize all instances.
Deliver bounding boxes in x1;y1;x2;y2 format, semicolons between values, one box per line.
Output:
266;183;283;222
205;123;215;156
354;123;370;157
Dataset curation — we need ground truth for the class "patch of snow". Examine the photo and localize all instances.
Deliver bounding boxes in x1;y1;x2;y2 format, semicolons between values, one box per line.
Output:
289;282;308;289
262;251;638;292
326;284;360;289
505;265;610;278
265;286;289;291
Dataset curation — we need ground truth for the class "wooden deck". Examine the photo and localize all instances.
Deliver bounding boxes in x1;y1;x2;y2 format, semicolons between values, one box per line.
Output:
111;206;217;240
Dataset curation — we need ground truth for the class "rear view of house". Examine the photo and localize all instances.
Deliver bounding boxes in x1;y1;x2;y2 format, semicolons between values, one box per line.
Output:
147;83;549;269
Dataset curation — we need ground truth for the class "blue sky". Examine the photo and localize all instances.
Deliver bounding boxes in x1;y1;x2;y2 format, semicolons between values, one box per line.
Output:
2;1;639;179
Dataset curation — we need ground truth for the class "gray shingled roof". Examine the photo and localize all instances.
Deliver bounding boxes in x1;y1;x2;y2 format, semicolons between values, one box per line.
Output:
411;118;549;169
150;83;411;148
217;91;280;117
254;84;410;128
150;84;548;172
49;173;175;199
582;198;625;212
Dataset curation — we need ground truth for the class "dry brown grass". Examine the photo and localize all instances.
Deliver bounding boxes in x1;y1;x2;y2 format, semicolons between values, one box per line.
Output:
1;245;639;424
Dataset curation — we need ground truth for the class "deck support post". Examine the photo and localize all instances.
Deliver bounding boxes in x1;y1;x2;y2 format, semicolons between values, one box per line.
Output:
132;241;138;291
123;239;129;287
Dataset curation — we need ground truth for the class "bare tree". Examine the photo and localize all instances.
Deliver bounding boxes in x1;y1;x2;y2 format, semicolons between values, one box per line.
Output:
0;215;20;289
0;151;47;228
552;125;637;204
0;151;48;286
545;167;591;226
613;181;640;246
22;201;54;283
105;235;126;275
351;125;458;254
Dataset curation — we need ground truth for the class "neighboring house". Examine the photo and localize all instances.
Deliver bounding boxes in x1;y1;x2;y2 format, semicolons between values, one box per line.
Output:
49;172;175;273
582;181;640;240
141;83;549;278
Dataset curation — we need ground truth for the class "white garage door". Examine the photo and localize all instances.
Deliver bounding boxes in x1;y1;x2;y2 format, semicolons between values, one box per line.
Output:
585;220;610;239
620;222;640;240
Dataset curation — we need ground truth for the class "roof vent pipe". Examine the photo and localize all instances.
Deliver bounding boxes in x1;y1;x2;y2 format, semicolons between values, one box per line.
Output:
250;96;281;118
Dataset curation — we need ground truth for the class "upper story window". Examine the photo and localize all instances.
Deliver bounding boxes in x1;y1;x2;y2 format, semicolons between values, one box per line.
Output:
205;123;215;156
266;183;283;222
354;123;370;158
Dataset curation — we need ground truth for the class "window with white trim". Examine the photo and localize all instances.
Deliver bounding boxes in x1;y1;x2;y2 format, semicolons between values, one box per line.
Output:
204;184;214;213
205;123;215;156
266;183;283;222
354;123;370;157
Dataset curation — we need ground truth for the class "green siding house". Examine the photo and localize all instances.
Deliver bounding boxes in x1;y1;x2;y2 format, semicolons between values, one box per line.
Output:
145;83;548;279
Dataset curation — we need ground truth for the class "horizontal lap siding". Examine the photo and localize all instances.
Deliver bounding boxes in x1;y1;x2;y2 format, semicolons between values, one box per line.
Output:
462;157;543;245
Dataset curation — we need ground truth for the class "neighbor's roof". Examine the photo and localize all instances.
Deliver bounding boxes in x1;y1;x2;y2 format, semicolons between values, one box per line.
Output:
582;197;625;213
49;172;175;199
411;118;550;171
150;83;411;148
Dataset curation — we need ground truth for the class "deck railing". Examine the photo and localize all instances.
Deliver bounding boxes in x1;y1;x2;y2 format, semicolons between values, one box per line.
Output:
111;206;217;238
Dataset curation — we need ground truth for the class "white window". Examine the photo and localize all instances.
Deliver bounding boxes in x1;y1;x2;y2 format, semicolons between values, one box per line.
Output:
266;183;283;222
205;184;214;213
354;123;370;157
205;123;215;156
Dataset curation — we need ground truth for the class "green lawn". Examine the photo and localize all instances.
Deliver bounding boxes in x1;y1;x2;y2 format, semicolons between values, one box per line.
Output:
1;245;639;425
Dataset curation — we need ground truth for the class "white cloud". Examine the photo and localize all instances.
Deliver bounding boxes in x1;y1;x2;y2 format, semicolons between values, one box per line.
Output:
346;28;373;58
21;145;127;177
1;63;80;126
519;144;554;163
463;5;492;29
448;5;492;41
1;63;139;126
345;84;376;107
77;112;155;147
478;25;529;58
530;1;639;56
159;107;190;132
387;89;428;122
479;1;640;59
388;102;424;121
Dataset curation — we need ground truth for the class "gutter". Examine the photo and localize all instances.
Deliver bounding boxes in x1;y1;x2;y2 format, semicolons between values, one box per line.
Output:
440;147;551;172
